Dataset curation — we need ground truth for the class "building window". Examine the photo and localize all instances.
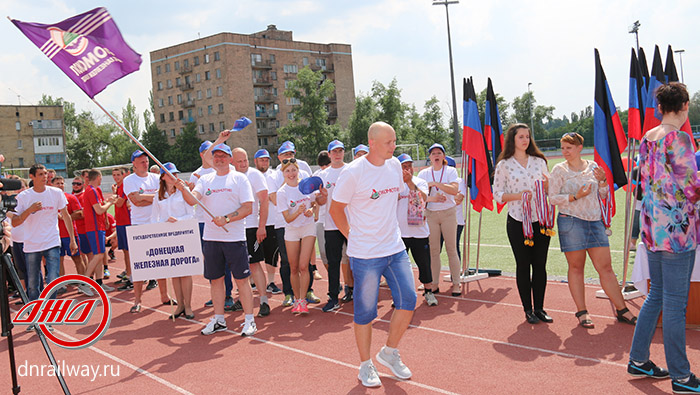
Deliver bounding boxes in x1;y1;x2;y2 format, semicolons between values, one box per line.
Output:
187;109;193;119
157;82;163;91
185;75;191;85
197;90;202;100
198;124;205;134
169;112;174;121
214;51;220;61
284;64;298;73
251;53;262;65
205;71;210;80
288;112;294;121
204;53;210;64
207;105;213;115
178;110;183;120
216;69;221;79
184;59;189;68
271;71;277;80
273;88;278;96
209;123;215;132
198;107;203;117
174;61;180;70
177;94;182;104
165;63;170;73
167;79;173;89
158;98;164;107
284;80;291;89
175;77;181;86
17;139;23;149
216;86;223;96
179;127;184;135
170;129;175;137
195;74;201;83
156;65;161;75
269;54;275;64
286;97;301;105
206;88;212;98
303;57;309;66
218;103;224;113
168;96;173;105
194;56;199;66
219;121;225;131
160;113;165;123
186;92;192;101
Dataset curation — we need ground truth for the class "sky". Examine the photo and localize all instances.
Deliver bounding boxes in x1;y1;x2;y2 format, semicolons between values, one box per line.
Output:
1;0;698;132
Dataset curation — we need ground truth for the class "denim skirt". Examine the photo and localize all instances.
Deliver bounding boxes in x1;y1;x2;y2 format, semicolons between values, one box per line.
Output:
557;214;610;252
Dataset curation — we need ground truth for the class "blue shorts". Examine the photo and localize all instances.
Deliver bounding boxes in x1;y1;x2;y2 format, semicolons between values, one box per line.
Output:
116;225;129;251
78;233;91;255
557;214;610;252
86;230;106;255
198;222;205;250
349;250;417;325
60;237;79;257
202;240;250;280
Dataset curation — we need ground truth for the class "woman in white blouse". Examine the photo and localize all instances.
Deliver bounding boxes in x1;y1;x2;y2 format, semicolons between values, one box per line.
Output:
155;163;195;320
548;132;635;328
493;124;553;324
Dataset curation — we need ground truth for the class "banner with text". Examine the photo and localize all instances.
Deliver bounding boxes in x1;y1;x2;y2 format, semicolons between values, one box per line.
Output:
126;219;203;282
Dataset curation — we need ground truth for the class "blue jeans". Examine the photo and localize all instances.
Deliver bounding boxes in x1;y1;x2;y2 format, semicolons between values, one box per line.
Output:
25;246;61;301
629;249;695;380
350;250;417;325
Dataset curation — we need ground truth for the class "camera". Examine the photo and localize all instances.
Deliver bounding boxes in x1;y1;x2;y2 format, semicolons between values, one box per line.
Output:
0;178;23;222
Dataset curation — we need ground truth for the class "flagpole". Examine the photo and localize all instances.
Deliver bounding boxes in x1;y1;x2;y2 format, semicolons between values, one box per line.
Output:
90;99;228;232
476;211;483;271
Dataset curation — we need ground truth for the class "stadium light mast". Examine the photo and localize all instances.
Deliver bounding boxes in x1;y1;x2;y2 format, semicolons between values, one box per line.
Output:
528;82;534;130
675;49;685;83
628;20;640;53
433;0;460;154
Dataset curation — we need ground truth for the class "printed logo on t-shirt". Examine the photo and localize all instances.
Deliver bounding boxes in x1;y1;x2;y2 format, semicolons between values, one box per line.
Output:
138;187;144;194
289;200;296;208
326;182;333;189
370;187;400;201
205;189;212;196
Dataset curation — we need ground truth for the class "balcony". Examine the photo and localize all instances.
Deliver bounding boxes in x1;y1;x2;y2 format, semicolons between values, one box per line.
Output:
322;64;334;73
255;110;278;119
328;110;338;119
253;77;272;86
251;60;272;69
325;94;337;103
254;94;275;103
180;82;194;91
182;100;195;108
257;127;277;136
181;116;196;125
179;65;192;74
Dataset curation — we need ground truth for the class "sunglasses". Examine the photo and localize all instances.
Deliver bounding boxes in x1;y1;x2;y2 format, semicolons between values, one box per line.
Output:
561;132;578;138
282;158;297;165
72;182;83;185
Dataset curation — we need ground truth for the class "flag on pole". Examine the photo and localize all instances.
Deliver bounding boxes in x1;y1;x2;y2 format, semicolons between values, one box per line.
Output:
463;77;494;212
642;45;665;133
10;7;141;98
638;47;650;90
484;78;505;213
628;49;645;141
594;49;628;216
663;45;696;149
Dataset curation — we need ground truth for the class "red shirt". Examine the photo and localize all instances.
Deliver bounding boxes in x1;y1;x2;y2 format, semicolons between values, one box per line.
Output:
83;185;106;232
106;213;116;236
73;191;86;235
59;193;81;238
114;183;131;226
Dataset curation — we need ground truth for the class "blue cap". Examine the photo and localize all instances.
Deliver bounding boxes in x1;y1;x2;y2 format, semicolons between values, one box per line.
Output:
131;150;147;162
353;144;369;156
445;156;456;167
695;152;700;170
160;162;180;175
211;143;232;156
254;149;270;159
231;117;252;131
278;141;296;155
298;176;323;195
199;141;213;153
428;143;445;154
397;153;413;164
328;140;345;151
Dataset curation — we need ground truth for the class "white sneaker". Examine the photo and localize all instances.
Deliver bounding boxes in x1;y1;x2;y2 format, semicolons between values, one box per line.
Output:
201;317;227;335
240;321;257;337
100;283;115;292
358;361;382;387
376;346;412;379
78;284;94;297
424;292;438;307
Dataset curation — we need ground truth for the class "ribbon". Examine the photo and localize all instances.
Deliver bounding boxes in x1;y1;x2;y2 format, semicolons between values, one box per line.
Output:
521;191;534;246
598;187;613;236
534;180;556;237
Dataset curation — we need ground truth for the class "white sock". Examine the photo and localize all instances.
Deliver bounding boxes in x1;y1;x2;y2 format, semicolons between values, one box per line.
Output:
678;376;691;383
631;360;645;367
260;295;268;304
383;346;397;355
215;314;225;324
360;359;372;369
245;314;254;323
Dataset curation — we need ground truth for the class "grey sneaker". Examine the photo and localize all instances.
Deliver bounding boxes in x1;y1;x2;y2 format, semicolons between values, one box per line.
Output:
201;317;227;335
424;291;438;307
78;284;94;297
358;361;382;387
240;321;257;336
376;346;412;379
100;283;115;292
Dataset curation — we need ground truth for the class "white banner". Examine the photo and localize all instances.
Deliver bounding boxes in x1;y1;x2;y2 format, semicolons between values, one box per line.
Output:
126;219;203;282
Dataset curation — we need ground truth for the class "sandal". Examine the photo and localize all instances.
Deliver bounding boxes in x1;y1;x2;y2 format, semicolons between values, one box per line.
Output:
130;304;142;313
616;307;637;325
575;310;594;329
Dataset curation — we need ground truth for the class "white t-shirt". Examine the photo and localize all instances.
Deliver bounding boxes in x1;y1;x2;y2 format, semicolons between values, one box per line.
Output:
455;177;467;226
189;166;216;223
397;176;430;238
276;184;316;228
123;172;160;225
276;158;313;176
241;167;268;229
15;186;67;253
332;156;405;259
417;165;459;211
317;164;346;230
313;168;327;225
271;168;310;229
150;189;195;223
261;168;278;227
193;170;253;242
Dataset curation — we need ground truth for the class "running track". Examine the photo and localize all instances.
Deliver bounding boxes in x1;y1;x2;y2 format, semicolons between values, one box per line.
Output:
2;255;699;394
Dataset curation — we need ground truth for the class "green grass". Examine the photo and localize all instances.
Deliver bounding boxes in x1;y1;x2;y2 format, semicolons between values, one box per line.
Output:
439;154;636;281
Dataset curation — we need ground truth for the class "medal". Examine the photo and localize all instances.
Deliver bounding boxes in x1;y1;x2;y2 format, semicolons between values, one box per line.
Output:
605;228;612;237
521;191;534;247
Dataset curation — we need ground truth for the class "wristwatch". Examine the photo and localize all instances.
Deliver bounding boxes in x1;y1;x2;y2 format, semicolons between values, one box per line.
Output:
225;215;231;223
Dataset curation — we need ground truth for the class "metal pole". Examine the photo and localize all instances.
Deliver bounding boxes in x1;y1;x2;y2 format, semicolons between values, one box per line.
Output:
433;0;461;154
90;99;228;232
476;211;483;271
675;49;685;83
528;83;534;130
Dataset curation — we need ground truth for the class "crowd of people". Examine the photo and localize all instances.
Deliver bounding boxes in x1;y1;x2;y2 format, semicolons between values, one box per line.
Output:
2;82;698;391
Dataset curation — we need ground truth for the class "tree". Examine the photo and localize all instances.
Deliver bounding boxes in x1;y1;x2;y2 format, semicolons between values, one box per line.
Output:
170;122;202;172
476;87;510;129
689;90;700;126
346;94;378;147
371;79;412;142
509;91;555;139
141;113;170;162
277;66;336;161
418;97;452;153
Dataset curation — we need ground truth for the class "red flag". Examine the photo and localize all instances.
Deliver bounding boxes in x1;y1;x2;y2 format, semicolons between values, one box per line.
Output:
463;77;493;212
